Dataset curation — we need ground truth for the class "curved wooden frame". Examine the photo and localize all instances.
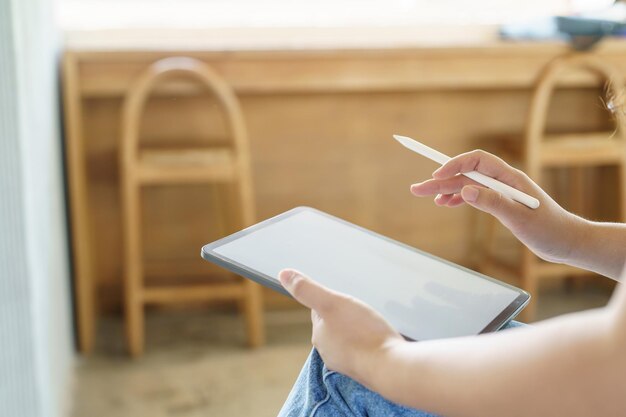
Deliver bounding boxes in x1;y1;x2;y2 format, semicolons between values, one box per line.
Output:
119;57;262;356
121;56;256;221
521;53;626;318
480;53;626;321
524;53;626;179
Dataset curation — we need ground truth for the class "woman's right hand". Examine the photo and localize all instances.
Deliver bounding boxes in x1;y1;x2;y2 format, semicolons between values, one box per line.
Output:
410;149;587;265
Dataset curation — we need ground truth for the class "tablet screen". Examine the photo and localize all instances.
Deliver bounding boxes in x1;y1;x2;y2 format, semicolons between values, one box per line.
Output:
207;208;527;340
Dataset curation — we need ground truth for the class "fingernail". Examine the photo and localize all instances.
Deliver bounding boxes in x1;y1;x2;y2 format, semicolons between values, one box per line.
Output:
432;167;442;177
462;186;479;202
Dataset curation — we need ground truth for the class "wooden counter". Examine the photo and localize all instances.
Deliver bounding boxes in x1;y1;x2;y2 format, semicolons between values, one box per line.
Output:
63;31;626;352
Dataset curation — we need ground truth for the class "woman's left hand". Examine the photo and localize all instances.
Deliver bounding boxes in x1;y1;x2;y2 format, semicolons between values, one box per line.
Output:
278;269;404;382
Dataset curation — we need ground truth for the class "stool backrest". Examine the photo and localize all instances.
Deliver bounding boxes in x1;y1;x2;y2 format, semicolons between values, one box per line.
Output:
121;56;250;167
524;53;626;176
120;56;255;224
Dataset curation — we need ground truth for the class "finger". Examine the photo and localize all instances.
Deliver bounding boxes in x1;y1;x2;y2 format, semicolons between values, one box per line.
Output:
279;269;336;315
433;150;524;189
445;193;466;207
311;309;322;323
434;193;453;206
411;175;477;196
461;185;528;224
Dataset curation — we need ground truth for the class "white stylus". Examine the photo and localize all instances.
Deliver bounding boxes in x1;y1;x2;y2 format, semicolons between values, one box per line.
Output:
393;135;540;209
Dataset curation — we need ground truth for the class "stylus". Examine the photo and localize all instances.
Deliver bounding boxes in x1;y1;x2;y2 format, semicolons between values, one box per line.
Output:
393;135;540;209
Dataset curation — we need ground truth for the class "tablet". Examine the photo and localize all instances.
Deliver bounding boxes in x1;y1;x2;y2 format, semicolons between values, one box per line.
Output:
201;207;529;341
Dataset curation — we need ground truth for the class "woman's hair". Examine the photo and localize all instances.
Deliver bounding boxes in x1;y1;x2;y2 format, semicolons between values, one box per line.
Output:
605;81;625;117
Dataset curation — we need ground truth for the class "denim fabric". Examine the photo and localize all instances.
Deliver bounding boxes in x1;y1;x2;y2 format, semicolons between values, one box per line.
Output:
278;320;525;417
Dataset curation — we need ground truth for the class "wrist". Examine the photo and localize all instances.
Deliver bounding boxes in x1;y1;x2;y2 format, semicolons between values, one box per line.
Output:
357;337;405;393
565;219;626;280
564;215;593;266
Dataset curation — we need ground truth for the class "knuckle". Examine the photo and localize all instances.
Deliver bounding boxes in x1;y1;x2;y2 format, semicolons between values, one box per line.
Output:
468;149;488;162
464;150;485;170
488;190;505;211
290;278;306;299
517;169;532;183
511;168;532;189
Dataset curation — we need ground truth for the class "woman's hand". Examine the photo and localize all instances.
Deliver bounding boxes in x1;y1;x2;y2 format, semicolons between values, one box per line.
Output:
278;268;404;382
410;150;586;264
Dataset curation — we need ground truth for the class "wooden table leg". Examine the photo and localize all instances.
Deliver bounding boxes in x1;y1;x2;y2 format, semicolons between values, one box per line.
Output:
63;52;96;354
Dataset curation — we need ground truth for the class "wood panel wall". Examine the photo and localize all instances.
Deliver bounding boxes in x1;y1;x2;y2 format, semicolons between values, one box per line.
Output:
65;45;622;314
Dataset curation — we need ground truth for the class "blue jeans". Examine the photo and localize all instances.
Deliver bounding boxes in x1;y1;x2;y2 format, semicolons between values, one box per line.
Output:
278;321;524;417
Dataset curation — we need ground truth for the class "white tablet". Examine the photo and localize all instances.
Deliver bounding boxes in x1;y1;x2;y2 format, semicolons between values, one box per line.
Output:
201;207;529;341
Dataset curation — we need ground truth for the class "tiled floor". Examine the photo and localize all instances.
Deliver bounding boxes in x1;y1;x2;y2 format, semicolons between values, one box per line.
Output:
72;308;313;417
71;282;614;417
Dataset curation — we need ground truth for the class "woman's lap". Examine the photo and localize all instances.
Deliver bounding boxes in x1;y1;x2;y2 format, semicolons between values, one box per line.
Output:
278;348;435;417
278;321;525;417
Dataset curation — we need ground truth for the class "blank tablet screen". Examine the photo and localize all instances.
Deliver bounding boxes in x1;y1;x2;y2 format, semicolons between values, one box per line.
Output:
205;207;528;341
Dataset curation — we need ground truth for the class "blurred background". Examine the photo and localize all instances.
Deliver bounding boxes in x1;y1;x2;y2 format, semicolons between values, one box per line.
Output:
2;0;626;416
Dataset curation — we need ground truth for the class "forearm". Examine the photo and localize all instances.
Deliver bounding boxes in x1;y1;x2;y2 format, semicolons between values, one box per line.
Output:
568;219;626;280
364;308;625;417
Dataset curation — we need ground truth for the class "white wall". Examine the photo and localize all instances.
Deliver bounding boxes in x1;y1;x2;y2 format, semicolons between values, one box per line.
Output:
0;0;74;416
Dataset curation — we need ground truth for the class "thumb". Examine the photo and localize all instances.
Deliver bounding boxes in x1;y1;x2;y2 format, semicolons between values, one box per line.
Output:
279;269;336;315
461;185;528;224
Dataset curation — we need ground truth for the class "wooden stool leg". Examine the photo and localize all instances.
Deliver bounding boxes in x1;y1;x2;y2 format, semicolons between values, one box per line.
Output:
466;209;483;269
217;181;265;348
125;275;144;357
618;162;626;223
519;248;538;322
477;215;499;274
122;182;145;357
568;167;585;215
242;280;265;347
211;183;228;237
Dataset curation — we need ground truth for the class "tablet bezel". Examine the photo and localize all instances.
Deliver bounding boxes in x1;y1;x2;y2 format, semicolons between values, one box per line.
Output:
201;206;530;336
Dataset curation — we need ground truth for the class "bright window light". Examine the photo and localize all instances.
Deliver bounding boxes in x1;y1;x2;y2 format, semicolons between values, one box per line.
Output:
58;0;617;30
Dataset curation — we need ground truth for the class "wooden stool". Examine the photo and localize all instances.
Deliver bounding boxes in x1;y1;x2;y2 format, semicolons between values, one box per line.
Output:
120;57;264;357
478;53;626;321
